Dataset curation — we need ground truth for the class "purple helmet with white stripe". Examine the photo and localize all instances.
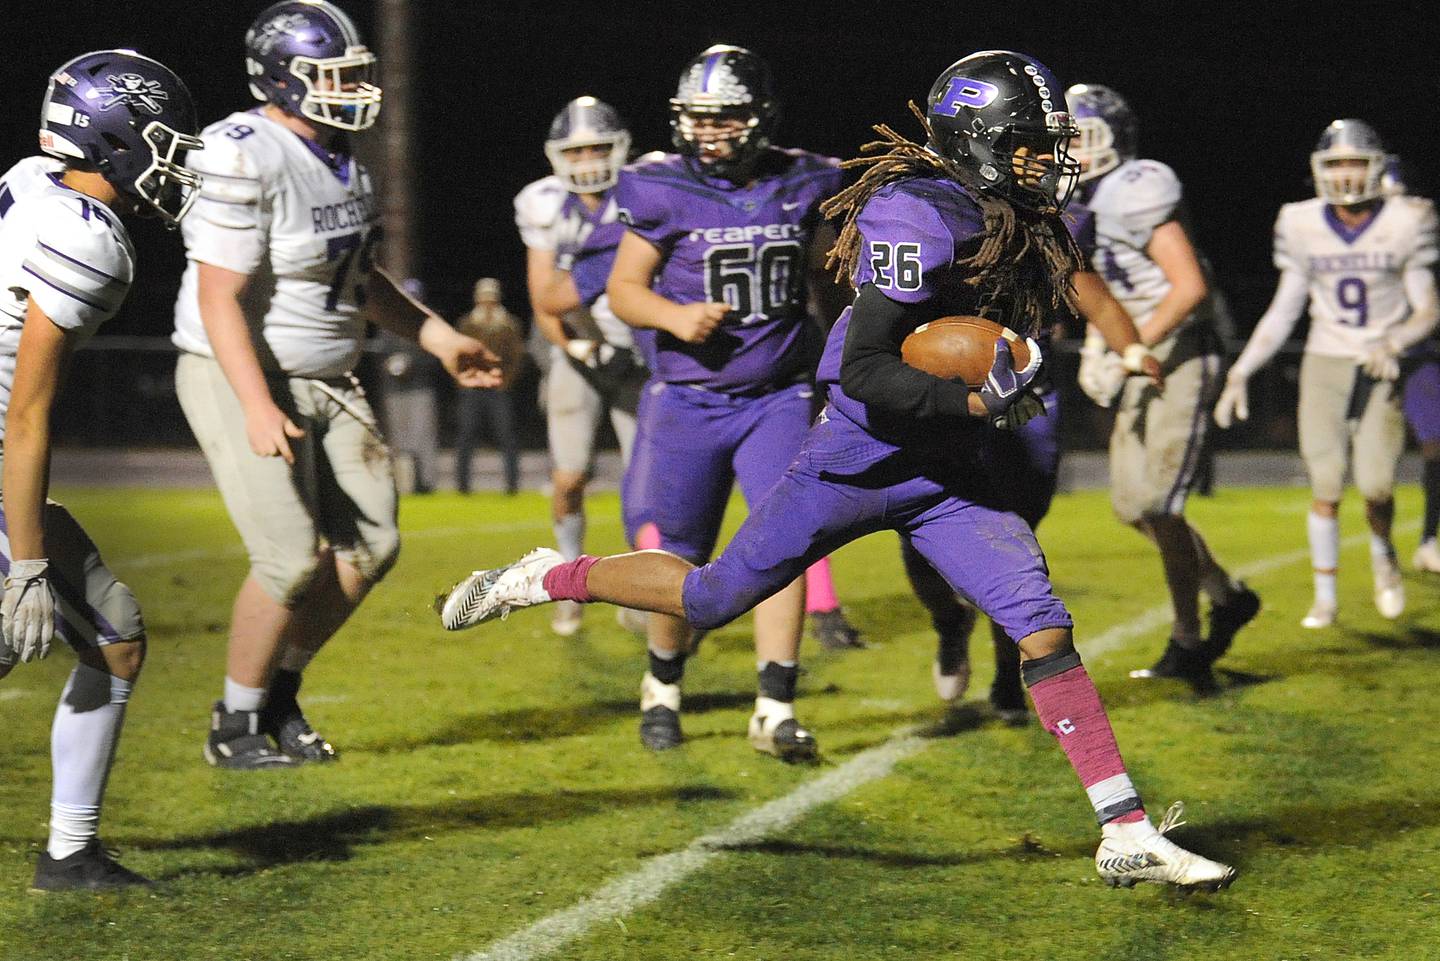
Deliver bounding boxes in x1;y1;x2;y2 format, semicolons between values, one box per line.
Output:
38;49;204;225
245;0;381;131
669;44;778;180
1064;83;1137;183
545;97;631;194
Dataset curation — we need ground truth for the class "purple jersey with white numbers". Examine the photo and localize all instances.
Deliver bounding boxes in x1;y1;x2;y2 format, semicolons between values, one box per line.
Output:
614;148;843;392
816;175;989;460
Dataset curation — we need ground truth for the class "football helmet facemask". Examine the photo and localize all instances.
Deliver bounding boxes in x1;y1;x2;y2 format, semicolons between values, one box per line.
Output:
1311;119;1386;205
1064;83;1137;183
39;49;204;225
670;44;778;181
245;0;382;132
926;50;1080;210
545;97;631;194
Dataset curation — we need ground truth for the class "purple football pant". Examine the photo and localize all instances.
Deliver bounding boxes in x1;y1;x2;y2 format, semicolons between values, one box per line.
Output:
1404;360;1440;445
621;377;659;545
683;408;1073;640
624;381;814;563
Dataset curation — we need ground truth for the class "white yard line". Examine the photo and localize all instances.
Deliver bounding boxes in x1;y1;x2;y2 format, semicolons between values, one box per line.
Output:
457;524;1414;961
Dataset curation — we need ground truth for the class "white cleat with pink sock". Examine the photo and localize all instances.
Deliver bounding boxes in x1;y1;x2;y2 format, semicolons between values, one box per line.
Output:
1095;802;1236;891
436;547;563;631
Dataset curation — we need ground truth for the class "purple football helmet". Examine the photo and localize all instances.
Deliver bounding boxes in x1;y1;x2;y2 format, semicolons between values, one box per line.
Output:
1064;83;1137;184
926;51;1080;209
1311;119;1386;205
245;0;381;131
38;49;204;225
546;97;631;194
670;44;778;180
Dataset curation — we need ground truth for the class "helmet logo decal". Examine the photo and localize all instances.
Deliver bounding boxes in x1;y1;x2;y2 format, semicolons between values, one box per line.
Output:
931;77;999;117
677;58;752;104
251;13;310;55
97;74;170;115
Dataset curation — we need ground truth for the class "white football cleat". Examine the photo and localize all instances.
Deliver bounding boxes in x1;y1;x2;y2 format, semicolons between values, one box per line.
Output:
436;548;564;631
1096;802;1236;891
748;696;818;762
551;600;583;637
1301;599;1336;629
932;657;971;704
616;606;650;635
1373;558;1405;620
1414;540;1440;574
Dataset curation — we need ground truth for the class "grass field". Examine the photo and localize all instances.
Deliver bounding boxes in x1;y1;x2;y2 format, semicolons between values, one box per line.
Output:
3;483;1440;961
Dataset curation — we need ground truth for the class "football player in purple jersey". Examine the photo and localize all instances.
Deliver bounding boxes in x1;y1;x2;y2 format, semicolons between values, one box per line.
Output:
438;50;1236;891
908;198;1163;723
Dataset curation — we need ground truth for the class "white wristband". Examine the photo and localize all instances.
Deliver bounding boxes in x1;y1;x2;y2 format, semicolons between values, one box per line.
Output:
1121;343;1152;374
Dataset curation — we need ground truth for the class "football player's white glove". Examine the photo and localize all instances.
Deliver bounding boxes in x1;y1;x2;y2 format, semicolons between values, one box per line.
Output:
1358;336;1401;382
1213;374;1249;429
2;559;55;663
1077;334;1126;408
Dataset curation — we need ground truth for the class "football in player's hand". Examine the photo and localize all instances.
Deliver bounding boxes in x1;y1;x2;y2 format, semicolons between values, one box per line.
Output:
901;316;1031;388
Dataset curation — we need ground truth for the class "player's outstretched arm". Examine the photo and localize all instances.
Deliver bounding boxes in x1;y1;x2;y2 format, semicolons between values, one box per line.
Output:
1214;268;1309;428
607;232;728;343
1;298;70;662
1139;221;1209;347
369;265;504;389
1072;271;1162;388
524;245;576;349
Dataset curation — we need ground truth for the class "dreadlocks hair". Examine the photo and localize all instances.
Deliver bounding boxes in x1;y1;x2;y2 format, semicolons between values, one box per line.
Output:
821;102;1086;336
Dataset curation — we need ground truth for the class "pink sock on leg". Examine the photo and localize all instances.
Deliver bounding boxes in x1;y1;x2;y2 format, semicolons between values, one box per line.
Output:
1027;661;1146;824
635;523;661;552
804;557;839;614
542;555;599;603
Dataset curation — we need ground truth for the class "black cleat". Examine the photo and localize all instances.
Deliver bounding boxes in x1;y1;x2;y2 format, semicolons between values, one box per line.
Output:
264;710;338;763
989;681;1030;726
1201;584;1261;663
31;839;151;892
639;706;684;751
1129;640;1218;694
810;609;866;651
204;701;297;769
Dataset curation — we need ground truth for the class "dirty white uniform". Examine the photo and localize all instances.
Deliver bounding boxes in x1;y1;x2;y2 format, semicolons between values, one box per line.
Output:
1087;159;1221;523
173;111;397;604
0;157;143;645
515;175;640;475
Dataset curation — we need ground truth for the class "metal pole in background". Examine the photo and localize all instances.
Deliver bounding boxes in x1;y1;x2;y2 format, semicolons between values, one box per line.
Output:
375;0;417;284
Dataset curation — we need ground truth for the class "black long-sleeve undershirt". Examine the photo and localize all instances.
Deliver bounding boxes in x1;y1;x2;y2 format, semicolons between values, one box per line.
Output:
840;283;972;419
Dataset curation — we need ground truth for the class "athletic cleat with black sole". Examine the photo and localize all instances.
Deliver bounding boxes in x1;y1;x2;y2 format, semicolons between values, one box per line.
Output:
436;547;563;631
264;710;338;763
810;608;866;650
31;839;151;892
639;672;683;750
1202;583;1260;662
204;701;297;769
748;697;818;762
1096;802;1236;891
1128;639;1218;693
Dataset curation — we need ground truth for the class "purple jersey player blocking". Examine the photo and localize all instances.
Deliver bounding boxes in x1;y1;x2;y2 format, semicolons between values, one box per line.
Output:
438;50;1235;892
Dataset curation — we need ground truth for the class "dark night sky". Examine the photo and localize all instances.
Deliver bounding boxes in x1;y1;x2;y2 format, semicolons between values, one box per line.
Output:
3;0;1436;334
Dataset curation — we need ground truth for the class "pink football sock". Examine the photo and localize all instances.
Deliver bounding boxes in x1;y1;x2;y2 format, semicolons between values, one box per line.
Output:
635;523;661;551
542;555;599;603
1028;662;1146;824
804;557;839;614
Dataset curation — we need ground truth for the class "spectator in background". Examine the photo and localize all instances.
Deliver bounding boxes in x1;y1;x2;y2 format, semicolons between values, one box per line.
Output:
456;279;525;494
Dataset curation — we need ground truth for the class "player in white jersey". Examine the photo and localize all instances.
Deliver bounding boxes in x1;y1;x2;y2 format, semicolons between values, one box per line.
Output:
516;97;649;636
1068;84;1259;692
1;50;203;890
174;1;502;769
1215;119;1439;627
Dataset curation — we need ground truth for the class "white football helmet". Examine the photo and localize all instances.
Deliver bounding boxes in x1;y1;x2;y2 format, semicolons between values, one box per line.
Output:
1310;119;1386;205
544;96;630;194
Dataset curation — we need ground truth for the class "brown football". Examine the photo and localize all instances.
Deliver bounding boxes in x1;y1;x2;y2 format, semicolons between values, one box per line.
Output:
901;316;1030;388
